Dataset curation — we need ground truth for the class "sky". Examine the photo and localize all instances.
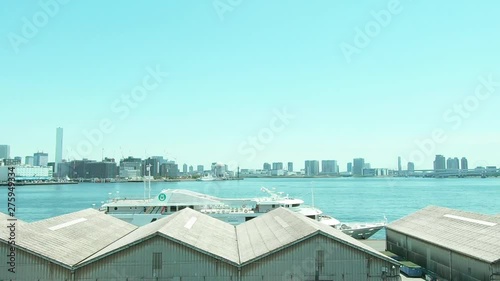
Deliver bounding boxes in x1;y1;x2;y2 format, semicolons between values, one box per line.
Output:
1;0;500;170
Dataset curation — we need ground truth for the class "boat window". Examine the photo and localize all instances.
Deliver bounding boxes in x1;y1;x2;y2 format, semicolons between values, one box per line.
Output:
178;206;185;210
306;215;315;219
171;206;177;212
245;217;254;221
292;204;300;207
189;205;194;209
114;207;117;210
272;205;276;208
151;218;157;222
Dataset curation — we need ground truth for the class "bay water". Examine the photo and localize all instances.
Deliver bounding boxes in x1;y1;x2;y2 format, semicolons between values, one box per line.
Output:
3;177;499;239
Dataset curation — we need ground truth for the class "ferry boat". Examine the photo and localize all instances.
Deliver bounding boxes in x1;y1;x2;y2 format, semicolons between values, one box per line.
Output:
100;187;386;239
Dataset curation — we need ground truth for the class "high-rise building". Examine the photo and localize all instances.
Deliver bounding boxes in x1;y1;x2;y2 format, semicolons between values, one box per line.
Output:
398;156;402;172
321;160;338;174
446;157;460;170
352;158;365;176
272;162;283;170
55;127;63;175
189;165;193;173
182;163;188;174
347;162;352;173
14;156;22;164
433;155;446;171
407;162;415;172
304;160;319;176
25;156;34;166
287;162;293;172
263;163;271;171
197;165;204;173
119;156;142;179
461;157;468;170
0;145;10;159
33;152;49;167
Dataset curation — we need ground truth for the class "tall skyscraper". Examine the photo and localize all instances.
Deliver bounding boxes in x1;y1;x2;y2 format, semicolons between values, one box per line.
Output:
197;165;204;173
461;157;468;170
287;162;293;172
272;162;283;170
304;160;319;176
321;160;338;174
398;156;402;172
0;145;10;159
433;155;446;171
33;152;49;167
189;165;193;173
347;162;352;173
182;163;188;174
55;127;63;175
446;157;459;170
352;158;365;176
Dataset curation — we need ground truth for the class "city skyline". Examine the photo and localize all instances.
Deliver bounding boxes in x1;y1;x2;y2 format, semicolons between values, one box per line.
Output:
1;1;500;170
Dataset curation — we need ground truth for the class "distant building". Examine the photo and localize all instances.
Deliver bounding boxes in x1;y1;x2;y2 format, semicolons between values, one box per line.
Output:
211;162;227;178
433;155;446;171
0;166;52;181
272;162;283;170
182;163;188;174
25;156;34;166
2;158;21;166
347;162;352;173
321;160;338;174
352;158;365;176
160;161;179;178
407;162;415;172
461;157;468;170
447;157;459;170
142;157;162;177
86;160;117;179
263;163;271;171
197;165;204;173
33;152;49;167
287;162;293;172
398;156;402;172
0;145;10;159
189;165;193;173
55;127;63;176
304;160;319;176
119;157;142;179
14;156;22;164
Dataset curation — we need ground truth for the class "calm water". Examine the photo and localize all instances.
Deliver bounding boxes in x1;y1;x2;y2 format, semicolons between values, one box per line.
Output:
3;177;500;239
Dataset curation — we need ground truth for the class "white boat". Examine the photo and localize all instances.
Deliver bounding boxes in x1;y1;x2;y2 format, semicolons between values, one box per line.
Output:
100;186;386;239
198;174;218;181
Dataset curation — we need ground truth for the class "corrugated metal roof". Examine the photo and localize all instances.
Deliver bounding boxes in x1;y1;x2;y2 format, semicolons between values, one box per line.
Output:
387;206;500;263
80;207;239;266
3;209;137;267
237;207;397;265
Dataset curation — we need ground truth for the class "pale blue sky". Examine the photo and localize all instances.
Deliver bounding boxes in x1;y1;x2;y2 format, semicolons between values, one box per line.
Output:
1;0;500;170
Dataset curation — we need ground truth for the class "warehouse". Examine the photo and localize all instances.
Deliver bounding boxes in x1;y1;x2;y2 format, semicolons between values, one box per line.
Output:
1;207;400;281
386;206;500;281
0;209;137;281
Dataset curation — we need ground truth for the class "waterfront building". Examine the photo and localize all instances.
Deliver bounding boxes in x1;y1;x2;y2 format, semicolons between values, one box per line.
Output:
119;156;142;179
433;155;446;171
55;127;63;176
321;160;338;174
287;162;293;172
33;152;49;167
461;157;468;170
189;165;193;173
197;165;204;173
407;162;415;172
211;162;227;178
387;206;500;281
25;156;34;166
0;208;401;281
447;157;459;170
352;158;365;176
272;162;283;170
142;157;162;177
160;161;179;178
0;145;10;159
2;158;21;166
347;162;352;173
398;156;402;173
182;163;188;174
86;159;117;179
263;162;271;171
0;166;52;181
304;160;319;176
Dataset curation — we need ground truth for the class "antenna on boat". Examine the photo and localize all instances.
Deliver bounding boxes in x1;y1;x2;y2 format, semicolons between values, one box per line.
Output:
145;164;152;201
